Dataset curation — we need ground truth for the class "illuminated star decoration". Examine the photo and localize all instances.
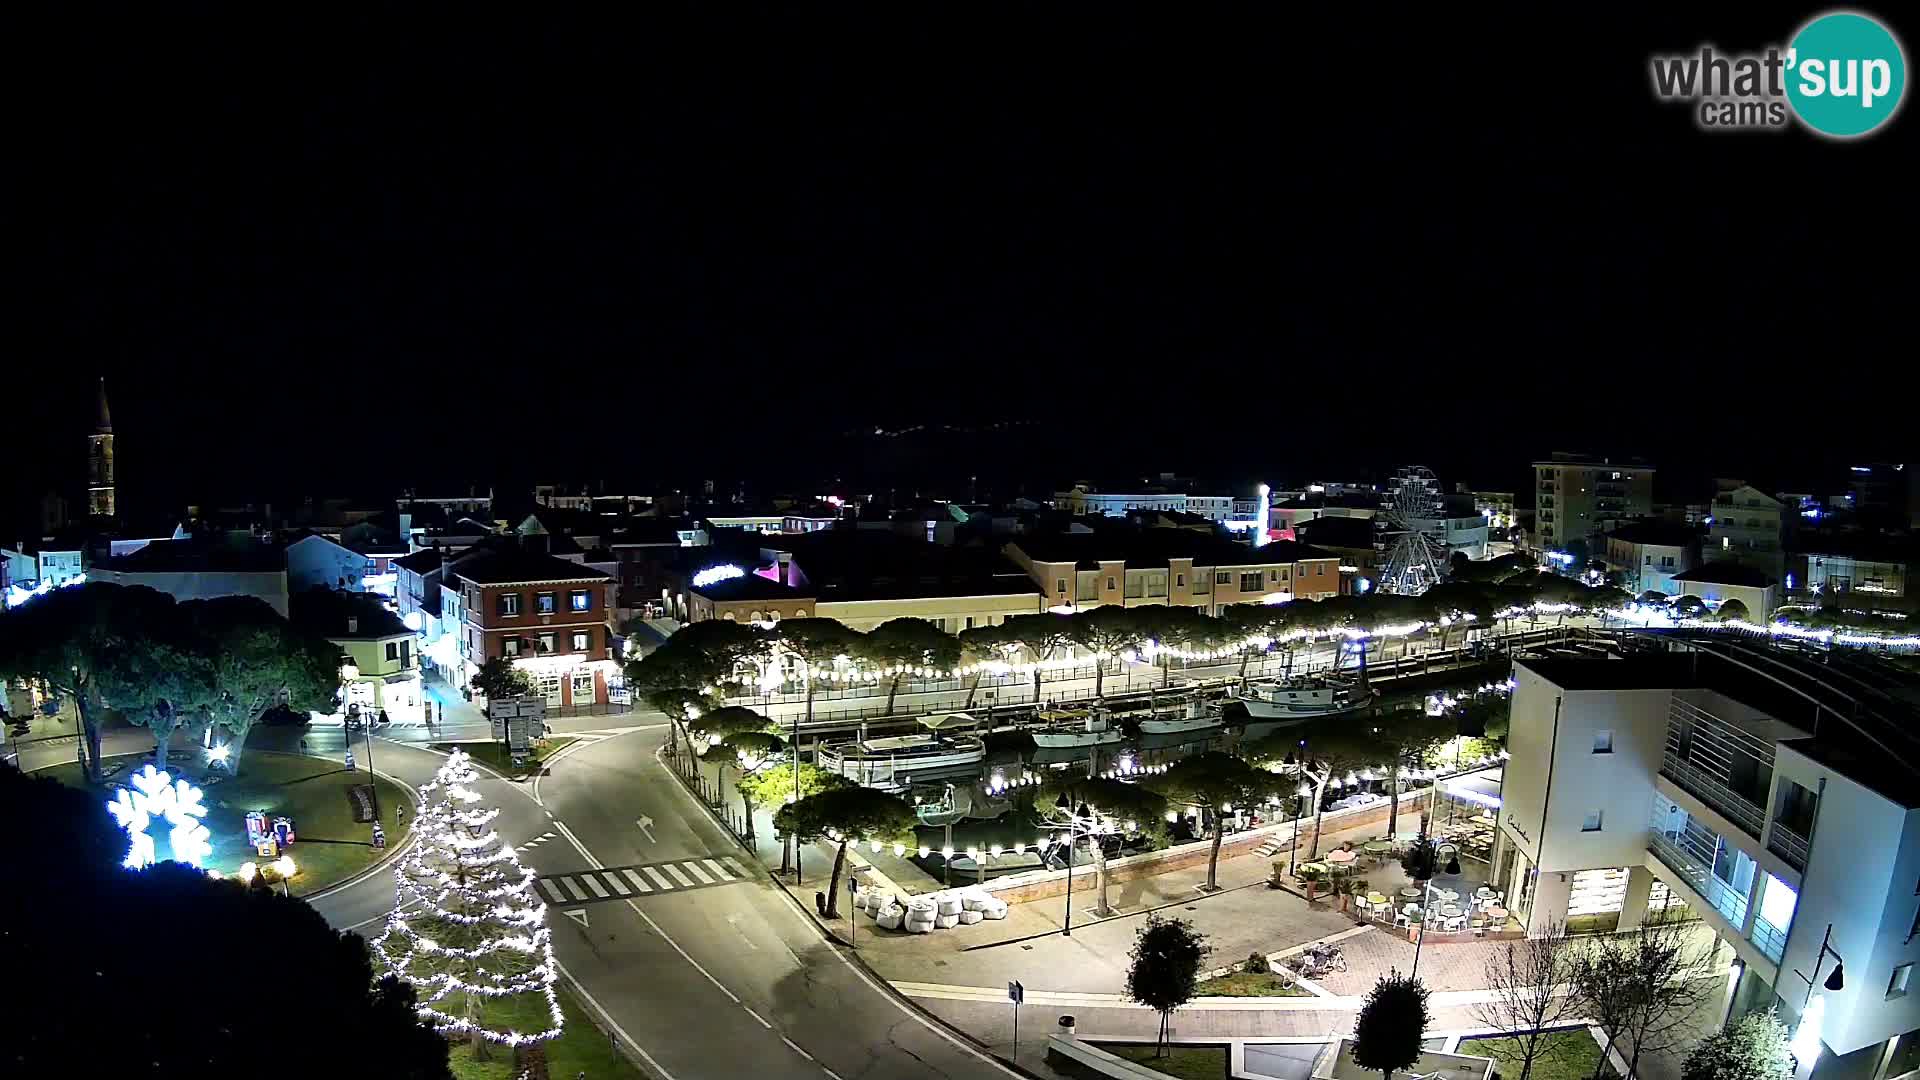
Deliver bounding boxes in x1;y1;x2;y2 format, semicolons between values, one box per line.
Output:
105;764;214;870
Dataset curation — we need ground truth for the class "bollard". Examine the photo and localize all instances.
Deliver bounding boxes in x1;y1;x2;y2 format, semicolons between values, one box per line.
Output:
1057;1014;1076;1036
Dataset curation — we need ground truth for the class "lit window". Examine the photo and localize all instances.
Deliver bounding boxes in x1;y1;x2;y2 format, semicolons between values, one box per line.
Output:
571;590;590;612
1593;730;1613;754
500;593;520;617
538;632;556;653
537;592;557;615
503;638;520;657
571;631;589;651
1581;810;1603;832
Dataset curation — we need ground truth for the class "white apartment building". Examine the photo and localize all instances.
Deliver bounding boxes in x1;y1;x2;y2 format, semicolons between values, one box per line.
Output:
1055;485;1234;522
1710;484;1786;584
1496;643;1920;1079
1533;453;1655;551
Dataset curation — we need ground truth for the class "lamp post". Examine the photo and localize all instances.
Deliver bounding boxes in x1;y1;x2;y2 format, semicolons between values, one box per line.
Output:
1788;923;1845;1071
272;854;297;897
342;660;373;780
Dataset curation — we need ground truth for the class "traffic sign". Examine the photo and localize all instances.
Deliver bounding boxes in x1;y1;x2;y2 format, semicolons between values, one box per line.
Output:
1007;980;1024;1005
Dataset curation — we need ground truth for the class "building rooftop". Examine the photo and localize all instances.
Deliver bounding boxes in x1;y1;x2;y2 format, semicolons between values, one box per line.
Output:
454;548;611;586
691;572;815;603
1670;562;1774;588
104;539;287;573
1010;530;1337;570
289;588;411;640
1525;639;1920;807
1296;516;1376;549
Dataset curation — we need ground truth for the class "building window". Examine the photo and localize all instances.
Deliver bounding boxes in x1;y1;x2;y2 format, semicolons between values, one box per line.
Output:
572;631;589;651
1593;730;1613;754
1891;964;1914;1000
1316;564;1325;576
1056;579;1067;594
499;593;521;617
1215;571;1230;585
537;672;563;706
400;640;411;668
1175;574;1184;587
964;616;974;630
571;590;590;612
503;638;521;657
1240;572;1262;592
385;641;400;661
537;592;557;615
1269;569;1280;582
1582;810;1604;832
571;669;596;704
538;632;556;653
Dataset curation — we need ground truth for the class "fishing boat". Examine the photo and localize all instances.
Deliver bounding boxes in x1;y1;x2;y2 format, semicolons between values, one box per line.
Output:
1137;699;1225;736
1028;706;1124;749
816;730;987;789
1230;675;1372;723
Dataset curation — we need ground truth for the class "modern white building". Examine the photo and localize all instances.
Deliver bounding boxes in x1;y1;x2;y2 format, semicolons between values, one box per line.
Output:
1496;642;1920;1079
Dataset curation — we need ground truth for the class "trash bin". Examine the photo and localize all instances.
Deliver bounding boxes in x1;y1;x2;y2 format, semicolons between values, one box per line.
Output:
1057;1015;1076;1036
815;891;827;916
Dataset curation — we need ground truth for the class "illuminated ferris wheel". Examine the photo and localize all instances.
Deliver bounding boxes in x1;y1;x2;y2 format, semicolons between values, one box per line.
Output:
1374;466;1451;595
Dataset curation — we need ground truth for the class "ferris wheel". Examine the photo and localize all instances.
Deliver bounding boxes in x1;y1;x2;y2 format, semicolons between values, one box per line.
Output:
1374;466;1451;595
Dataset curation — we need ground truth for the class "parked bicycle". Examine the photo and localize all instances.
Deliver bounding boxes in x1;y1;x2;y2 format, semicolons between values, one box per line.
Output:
1284;941;1348;977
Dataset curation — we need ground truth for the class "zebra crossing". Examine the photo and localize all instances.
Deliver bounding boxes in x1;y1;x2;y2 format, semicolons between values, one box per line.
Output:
536;855;753;906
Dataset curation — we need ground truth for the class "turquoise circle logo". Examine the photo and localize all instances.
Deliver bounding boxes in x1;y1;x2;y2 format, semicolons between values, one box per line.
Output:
1786;11;1907;137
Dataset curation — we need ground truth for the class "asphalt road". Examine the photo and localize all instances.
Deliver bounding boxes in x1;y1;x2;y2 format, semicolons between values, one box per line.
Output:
307;721;1019;1080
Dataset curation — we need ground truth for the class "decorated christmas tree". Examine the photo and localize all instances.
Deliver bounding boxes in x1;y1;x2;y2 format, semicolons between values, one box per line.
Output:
373;748;563;1056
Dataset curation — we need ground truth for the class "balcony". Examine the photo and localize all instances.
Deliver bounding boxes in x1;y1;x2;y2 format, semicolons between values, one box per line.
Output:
1766;822;1810;872
1662;697;1772;841
1750;914;1788;964
1648;828;1751;929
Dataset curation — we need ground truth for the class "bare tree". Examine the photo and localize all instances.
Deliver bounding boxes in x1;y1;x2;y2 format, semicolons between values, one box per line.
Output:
1572;919;1716;1080
1470;921;1585;1080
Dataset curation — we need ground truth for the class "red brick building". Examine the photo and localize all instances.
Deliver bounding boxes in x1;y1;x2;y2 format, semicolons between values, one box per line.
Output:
455;546;618;709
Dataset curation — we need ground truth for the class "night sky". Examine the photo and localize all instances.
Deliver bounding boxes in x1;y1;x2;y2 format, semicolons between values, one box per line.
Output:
10;6;1914;523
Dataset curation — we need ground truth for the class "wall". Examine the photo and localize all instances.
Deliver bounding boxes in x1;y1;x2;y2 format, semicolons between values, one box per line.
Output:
461;577;615;663
1498;667;1669;877
88;568;291;617
815;592;1041;633
287;536;367;592
1772;742;1920;1057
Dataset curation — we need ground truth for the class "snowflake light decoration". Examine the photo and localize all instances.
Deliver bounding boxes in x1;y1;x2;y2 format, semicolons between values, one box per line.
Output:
106;764;213;870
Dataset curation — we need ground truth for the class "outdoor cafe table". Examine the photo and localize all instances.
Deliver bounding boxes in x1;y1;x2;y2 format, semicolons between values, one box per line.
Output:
1366;892;1389;907
1441;903;1463;918
1487;906;1510;921
1362;840;1394;854
1399;886;1422;900
1327;849;1358;866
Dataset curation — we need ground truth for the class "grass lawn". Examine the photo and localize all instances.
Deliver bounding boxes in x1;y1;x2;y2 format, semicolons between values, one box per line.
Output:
435;737;577;777
1101;1043;1229;1080
446;982;644;1079
43;749;412;895
1195;970;1313;997
1459;1029;1617;1080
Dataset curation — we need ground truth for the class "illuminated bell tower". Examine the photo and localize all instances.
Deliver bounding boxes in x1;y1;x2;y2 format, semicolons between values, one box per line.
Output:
87;377;116;518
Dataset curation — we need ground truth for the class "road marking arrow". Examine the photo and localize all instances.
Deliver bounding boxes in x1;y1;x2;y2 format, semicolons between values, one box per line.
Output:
563;908;590;929
636;816;656;844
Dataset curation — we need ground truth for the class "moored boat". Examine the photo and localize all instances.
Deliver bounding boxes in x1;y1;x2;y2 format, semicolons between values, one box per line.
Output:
1230;675;1372;722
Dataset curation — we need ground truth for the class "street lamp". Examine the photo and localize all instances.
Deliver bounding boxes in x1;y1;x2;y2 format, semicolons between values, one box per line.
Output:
341;660;375;781
272;854;297;897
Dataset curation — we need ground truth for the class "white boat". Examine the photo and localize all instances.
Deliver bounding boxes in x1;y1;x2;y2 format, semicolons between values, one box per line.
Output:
1138;700;1225;736
1029;707;1124;749
817;731;987;789
1231;676;1372;722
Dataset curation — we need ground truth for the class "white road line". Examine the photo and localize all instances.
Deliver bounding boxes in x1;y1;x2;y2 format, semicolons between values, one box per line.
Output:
723;857;752;878
743;1006;773;1029
582;874;610;898
642;865;674;890
703;858;734;880
821;1068;843;1080
555;963;680;1080
664;863;696;887
621;868;653;893
683;861;715;885
782;1036;813;1060
549;817;741;1005
605;871;632;896
538;880;567;903
562;877;590;901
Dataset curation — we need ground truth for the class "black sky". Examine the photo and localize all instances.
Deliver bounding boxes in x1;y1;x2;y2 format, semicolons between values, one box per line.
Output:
10;5;1915;522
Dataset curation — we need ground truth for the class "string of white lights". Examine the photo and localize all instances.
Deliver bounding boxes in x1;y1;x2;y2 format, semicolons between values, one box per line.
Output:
372;749;564;1048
